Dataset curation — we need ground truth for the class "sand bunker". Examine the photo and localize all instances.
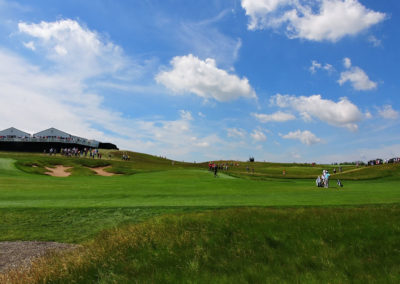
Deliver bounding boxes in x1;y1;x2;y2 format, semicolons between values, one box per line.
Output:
90;166;117;176
0;241;79;274
45;165;72;177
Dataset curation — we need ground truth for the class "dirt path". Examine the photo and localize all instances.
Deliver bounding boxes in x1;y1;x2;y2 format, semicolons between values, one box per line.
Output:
89;166;117;176
45;165;72;177
0;241;79;274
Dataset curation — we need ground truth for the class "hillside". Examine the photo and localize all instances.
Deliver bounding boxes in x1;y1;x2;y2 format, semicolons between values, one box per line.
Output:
1;150;399;180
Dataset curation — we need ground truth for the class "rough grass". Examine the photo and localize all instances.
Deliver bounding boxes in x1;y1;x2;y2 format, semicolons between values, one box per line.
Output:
2;207;399;283
0;207;207;243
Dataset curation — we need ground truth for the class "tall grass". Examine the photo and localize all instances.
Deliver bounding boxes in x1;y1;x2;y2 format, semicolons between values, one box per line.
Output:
2;206;399;283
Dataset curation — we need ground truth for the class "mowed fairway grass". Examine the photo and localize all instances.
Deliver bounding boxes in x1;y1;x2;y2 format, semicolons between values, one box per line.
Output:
0;151;400;283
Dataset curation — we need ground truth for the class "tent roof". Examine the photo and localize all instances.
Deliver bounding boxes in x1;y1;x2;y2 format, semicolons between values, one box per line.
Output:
0;127;31;137
33;127;72;138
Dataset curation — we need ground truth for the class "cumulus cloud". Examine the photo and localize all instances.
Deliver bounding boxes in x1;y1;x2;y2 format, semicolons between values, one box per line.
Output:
377;105;399;120
338;57;377;90
227;128;247;138
18;19;128;78
241;0;386;42
343;57;352;69
252;111;295;122
241;0;290;30
251;129;267;142
271;94;363;131
281;130;321;145
155;54;256;102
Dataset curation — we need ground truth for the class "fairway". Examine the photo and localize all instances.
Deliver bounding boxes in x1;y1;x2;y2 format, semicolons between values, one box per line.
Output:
1;156;399;209
1;152;400;282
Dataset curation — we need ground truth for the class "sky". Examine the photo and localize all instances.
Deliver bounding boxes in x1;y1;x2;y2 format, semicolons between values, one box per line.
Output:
0;0;399;163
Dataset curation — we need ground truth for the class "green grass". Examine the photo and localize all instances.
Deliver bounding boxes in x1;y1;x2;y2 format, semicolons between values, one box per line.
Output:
0;153;400;243
4;207;400;283
1;167;399;208
0;151;399;282
0;207;203;243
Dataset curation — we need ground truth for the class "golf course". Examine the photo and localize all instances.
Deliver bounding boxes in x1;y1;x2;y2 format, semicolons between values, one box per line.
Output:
0;151;399;283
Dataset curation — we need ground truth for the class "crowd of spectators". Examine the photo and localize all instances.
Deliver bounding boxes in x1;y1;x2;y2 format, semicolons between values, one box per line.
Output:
45;147;103;159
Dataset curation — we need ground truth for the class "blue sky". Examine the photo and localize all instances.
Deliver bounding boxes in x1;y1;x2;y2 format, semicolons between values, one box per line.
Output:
0;0;399;163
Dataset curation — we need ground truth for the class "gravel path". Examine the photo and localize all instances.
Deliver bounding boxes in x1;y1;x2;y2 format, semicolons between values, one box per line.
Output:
0;241;79;274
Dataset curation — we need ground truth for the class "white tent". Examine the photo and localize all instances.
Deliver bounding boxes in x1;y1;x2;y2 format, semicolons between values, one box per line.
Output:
0;127;31;138
33;127;72;139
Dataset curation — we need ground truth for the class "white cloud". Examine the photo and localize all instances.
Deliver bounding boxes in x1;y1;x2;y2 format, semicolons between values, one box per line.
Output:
271;94;363;131
0;48;113;139
155;54;256;102
338;68;377;90
377;105;399;120
22;41;35;50
251;129;267;142
252;111;295;122
18;19;129;78
309;60;334;74
368;35;382;47
241;0;386;42
227;128;247;138
338;57;377;90
365;111;372;119
179;110;193;121
194;141;210;148
309;60;322;74
323;64;333;72
281;130;321;145
241;0;290;30
343;57;352;69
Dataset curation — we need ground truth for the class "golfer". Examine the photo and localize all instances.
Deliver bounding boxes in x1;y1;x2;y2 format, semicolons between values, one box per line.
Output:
324;171;330;188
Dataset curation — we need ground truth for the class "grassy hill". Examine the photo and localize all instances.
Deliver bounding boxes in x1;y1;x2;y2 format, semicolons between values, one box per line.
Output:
0;151;399;282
